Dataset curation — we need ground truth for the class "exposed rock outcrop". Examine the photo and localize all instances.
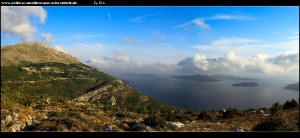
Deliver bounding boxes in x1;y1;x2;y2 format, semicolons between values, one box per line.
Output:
167;121;185;128
73;79;149;106
2;112;36;132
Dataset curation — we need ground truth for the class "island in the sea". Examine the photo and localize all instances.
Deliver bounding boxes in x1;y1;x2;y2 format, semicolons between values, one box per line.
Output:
232;82;259;87
284;82;299;91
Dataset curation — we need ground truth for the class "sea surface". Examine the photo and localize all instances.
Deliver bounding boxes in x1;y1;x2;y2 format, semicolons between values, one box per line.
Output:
117;75;299;110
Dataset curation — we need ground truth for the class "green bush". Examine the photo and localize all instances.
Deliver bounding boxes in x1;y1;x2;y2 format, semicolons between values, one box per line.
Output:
222;108;241;119
252;114;298;131
1;84;11;94
175;114;194;122
283;99;298;110
186;109;199;116
197;110;215;121
164;113;177;122
137;106;148;114
115;112;126;118
144;115;166;130
270;102;283;115
22;97;33;107
131;124;148;131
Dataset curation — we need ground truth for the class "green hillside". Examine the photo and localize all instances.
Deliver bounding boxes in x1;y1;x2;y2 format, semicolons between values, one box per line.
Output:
1;42;181;132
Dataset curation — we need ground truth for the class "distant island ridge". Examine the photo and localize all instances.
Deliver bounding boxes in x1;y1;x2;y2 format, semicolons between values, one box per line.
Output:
284;82;299;91
123;74;156;77
232;82;259;87
172;74;259;82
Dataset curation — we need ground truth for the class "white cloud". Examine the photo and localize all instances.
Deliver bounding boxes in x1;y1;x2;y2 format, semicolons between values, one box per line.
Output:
191;37;259;52
40;32;71;55
73;43;104;50
87;57;106;65
177;52;299;74
147;31;168;43
53;45;69;54
108;12;111;21
191;37;298;56
86;57;177;75
86;51;298;76
130;13;158;23
175;13;252;30
103;52;131;63
70;43;103;51
269;52;299;66
56;33;105;41
64;43;104;62
115;53;130;62
1;6;47;42
150;31;167;40
208;14;253;20
210;38;257;46
177;54;209;73
121;36;141;46
175;18;210;30
41;33;55;45
192;18;210;30
286;35;299;40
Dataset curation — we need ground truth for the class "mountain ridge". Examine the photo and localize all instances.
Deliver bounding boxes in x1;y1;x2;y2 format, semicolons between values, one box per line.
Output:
232;82;259;87
284;82;299;91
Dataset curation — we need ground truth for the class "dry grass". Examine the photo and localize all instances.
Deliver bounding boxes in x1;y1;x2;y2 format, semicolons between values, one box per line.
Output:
2;94;298;132
176;112;282;132
1;42;80;66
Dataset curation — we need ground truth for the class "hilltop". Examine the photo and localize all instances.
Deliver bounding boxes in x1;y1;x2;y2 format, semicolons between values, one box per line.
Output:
1;42;80;66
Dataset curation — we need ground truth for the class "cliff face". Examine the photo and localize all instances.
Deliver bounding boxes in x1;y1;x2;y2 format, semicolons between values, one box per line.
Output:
74;79;149;106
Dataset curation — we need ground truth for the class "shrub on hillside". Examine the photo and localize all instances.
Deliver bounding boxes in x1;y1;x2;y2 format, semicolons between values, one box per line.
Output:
144;115;166;130
115;112;126;118
130;124;148;131
163;113;177;122
175;114;194;122
22;97;33;107
270;102;283;115
252;114;298;131
222;108;241;119
283;99;298;110
197;110;215;121
137;106;148;114
186;109;199;116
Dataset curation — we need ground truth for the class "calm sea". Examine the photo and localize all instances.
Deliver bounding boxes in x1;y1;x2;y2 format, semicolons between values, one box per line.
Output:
117;75;299;110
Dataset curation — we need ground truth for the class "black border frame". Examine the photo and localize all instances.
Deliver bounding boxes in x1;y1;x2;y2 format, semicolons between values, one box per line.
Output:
0;0;299;137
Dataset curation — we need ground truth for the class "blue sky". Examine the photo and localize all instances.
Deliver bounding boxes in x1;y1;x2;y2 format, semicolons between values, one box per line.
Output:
1;6;299;79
